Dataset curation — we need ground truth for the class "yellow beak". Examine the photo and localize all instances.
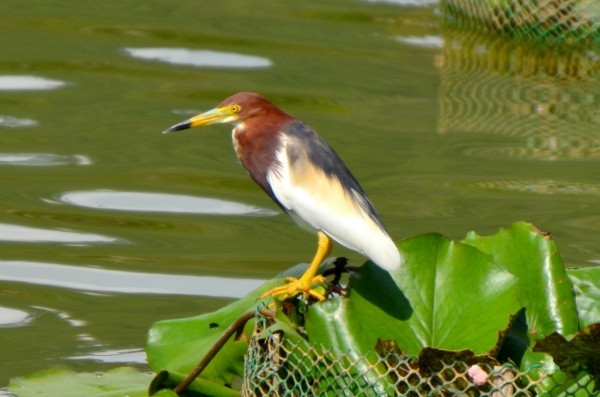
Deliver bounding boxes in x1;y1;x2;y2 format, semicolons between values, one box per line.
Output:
162;107;232;134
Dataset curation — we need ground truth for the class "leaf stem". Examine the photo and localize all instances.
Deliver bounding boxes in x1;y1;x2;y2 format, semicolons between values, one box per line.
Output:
173;308;275;395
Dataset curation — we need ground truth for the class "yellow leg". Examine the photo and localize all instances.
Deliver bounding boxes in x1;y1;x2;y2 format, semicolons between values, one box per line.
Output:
261;231;332;301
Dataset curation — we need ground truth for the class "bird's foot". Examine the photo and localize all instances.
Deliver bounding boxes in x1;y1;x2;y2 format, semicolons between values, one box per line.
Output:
260;275;327;301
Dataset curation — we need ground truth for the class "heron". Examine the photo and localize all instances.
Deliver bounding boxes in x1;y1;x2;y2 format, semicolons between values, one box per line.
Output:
163;92;400;301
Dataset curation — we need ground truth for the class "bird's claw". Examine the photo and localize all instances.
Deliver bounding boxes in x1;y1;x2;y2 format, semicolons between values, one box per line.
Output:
261;276;328;301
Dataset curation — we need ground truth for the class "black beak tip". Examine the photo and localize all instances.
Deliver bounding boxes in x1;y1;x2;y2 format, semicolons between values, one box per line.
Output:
163;120;191;134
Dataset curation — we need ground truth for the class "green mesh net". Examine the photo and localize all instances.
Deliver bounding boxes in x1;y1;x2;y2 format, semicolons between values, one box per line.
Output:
241;311;595;397
440;0;600;43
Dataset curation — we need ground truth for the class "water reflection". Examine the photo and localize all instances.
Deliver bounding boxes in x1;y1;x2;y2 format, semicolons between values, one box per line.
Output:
0;153;92;166
0;224;118;243
67;348;146;364
0;307;31;327
476;180;600;196
396;35;444;48
365;0;438;5
77;334;96;342
0;261;266;299
58;190;278;216
0;76;66;91
124;48;272;68
0;116;37;128
437;27;600;160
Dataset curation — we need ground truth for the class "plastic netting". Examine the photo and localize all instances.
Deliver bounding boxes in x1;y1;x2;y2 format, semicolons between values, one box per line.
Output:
437;25;600;160
242;312;595;397
439;0;600;43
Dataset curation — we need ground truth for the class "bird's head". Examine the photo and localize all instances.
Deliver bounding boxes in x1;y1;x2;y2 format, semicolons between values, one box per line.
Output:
163;92;283;134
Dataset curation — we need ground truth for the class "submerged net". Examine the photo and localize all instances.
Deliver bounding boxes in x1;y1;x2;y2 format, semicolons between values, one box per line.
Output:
440;0;600;43
242;311;595;397
437;24;600;160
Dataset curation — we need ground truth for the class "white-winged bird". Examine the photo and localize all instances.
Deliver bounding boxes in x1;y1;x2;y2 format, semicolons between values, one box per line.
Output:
164;92;400;301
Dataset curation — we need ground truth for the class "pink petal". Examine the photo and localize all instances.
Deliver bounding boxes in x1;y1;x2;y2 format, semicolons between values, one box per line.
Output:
467;364;488;386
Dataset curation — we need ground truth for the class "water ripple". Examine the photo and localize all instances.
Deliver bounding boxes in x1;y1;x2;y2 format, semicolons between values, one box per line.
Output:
0;261;266;299
0;223;119;243
66;348;146;364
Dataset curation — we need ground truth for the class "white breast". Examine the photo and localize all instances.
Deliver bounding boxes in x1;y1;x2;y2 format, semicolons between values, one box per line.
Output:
267;135;400;271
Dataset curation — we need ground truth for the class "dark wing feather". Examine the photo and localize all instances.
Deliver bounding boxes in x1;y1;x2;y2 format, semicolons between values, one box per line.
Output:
283;120;387;232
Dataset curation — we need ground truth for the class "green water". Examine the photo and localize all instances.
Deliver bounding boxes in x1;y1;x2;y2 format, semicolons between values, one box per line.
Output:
1;0;600;387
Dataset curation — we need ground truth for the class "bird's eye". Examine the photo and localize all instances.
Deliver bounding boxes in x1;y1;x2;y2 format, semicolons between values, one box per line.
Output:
229;105;241;114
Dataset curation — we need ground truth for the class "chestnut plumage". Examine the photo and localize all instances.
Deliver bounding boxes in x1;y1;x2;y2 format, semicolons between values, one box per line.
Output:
163;92;400;300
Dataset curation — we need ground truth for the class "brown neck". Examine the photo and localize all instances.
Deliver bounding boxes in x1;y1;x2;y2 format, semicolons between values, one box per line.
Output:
232;114;294;207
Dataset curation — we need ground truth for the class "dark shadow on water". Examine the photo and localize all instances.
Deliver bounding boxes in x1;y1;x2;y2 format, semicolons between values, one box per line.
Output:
496;308;530;367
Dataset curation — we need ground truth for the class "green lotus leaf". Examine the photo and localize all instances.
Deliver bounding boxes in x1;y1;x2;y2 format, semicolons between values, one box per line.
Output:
463;222;579;341
305;297;395;395
151;389;180;397
520;349;558;379
567;267;600;329
348;232;520;355
145;278;283;390
8;367;152;397
542;369;596;397
148;370;239;397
